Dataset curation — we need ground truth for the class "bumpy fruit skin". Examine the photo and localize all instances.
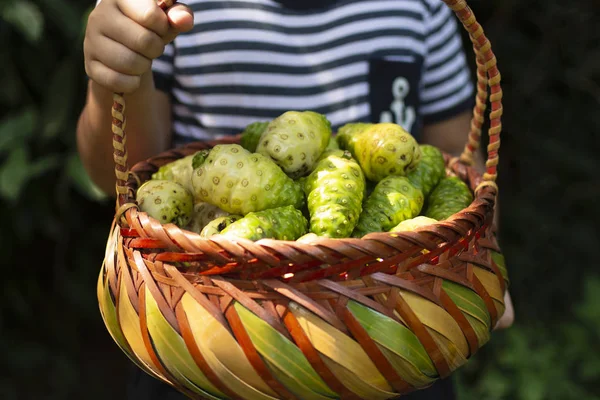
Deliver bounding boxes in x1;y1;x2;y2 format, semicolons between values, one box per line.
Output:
192;144;305;215
348;123;422;182
186;202;230;234
136;180;194;227
353;176;424;237
240;121;269;153
256;111;332;179
424;176;474;220
336;122;372;152
407;145;446;198
390;216;437;232
200;215;243;238
303;150;366;238
220;205;308;241
152;153;199;193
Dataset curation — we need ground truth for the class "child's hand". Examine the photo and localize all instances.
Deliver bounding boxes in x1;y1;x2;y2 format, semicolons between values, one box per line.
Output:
84;0;193;93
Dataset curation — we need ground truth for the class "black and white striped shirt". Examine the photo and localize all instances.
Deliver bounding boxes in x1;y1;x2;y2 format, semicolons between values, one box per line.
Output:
150;0;474;144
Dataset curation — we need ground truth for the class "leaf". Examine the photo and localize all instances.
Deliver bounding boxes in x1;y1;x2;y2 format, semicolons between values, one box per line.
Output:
181;295;279;400
2;1;44;43
398;290;469;359
144;286;226;399
41;57;76;140
66;153;108;201
464;314;491;347
442;281;491;328
117;274;169;383
234;302;338;399
288;302;395;394
490;251;510;284
428;328;468;372
0;146;30;201
346;300;437;379
320;355;398;400
0;108;37;155
377;346;437;389
472;267;504;303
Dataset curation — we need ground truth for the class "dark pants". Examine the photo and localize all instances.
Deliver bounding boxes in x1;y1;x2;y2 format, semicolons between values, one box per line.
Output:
127;365;456;400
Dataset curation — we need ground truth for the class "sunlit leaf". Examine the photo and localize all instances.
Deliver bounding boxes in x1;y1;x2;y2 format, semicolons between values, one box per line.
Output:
144;287;226;399
181;295;279;399
234;302;338;399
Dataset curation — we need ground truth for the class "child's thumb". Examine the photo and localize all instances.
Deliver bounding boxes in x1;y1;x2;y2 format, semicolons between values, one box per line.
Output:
163;4;194;43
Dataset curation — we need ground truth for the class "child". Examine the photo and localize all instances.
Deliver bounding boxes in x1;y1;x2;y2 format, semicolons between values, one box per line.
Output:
78;1;513;398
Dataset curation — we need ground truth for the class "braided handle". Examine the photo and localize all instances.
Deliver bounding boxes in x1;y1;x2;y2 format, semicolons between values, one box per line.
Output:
113;0;175;209
113;0;502;208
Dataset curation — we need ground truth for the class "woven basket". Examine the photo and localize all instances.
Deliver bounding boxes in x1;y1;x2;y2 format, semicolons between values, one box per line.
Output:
98;0;507;398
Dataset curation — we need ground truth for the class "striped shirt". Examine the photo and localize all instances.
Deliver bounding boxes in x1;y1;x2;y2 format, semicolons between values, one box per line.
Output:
151;0;475;145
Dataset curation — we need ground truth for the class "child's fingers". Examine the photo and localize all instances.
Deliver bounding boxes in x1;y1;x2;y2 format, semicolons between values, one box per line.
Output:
91;35;152;76
85;60;141;94
100;11;166;60
116;0;170;36
162;3;194;44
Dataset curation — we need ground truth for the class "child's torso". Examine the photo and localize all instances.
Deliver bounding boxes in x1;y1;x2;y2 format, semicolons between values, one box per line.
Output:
165;0;436;143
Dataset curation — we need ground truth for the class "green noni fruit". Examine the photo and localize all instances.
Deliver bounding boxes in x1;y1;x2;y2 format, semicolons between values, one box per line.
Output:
348;123;422;182
151;152;203;193
336;122;372;153
186;202;230;234
220;205;308;241
256;111;332;179
424;176;473;221
200;215;243;238
407;144;446;198
192;144;304;215
326;135;340;151
136;180;194;227
240;121;270;152
390;216;438;232
303;150;366;238
353;176;424;237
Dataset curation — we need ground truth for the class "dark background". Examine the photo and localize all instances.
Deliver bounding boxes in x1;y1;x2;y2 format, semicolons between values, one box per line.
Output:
1;0;598;399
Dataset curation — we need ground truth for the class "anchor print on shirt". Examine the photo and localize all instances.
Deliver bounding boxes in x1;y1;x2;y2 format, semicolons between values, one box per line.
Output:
379;76;416;132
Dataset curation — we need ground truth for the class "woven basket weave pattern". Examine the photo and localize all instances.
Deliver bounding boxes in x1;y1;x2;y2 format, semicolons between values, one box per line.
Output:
98;0;506;398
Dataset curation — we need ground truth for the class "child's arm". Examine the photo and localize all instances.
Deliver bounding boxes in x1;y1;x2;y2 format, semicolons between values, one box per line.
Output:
76;0;193;195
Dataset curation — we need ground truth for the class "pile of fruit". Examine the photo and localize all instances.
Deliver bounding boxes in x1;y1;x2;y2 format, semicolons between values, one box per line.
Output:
136;111;474;241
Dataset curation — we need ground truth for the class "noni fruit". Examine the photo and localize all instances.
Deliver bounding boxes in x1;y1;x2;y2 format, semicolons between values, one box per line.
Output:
353;176;424;237
407;144;446;198
200;215;243;238
151;152;202;193
220;205;308;241
240;121;269;153
326;135;340;151
186;202;230;234
256;111;332;179
136;180;194;227
192;144;305;215
390;216;438;232
348;123;422;182
336;122;372;153
424;176;474;220
303;150;365;238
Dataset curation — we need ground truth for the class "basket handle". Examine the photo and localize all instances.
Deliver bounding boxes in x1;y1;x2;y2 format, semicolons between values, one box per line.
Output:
112;0;502;209
112;0;175;210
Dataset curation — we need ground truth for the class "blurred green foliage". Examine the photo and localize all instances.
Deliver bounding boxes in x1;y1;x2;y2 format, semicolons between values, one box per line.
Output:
0;0;598;399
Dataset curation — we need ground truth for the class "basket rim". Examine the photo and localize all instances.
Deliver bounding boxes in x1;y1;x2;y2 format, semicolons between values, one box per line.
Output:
113;135;497;282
